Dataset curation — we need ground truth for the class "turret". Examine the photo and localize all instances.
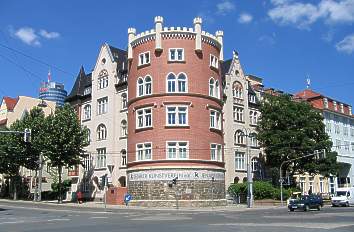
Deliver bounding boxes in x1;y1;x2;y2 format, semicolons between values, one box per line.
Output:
154;16;163;51
216;30;224;61
128;27;136;60
193;17;202;52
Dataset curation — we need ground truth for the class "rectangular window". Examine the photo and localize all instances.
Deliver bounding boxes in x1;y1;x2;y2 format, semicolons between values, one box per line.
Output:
136;143;152;161
83;104;91;120
344;126;349;136
211;144;222;161
210;110;221;130
166;106;188;126
83;154;92;172
233;106;244;122
98;77;108;89
326;121;331;133
210;54;219;69
351;128;354;137
96;148;106;169
351;142;354;152
97;97;108;115
336;139;341;150
235;152;245;170
249;94;256;104
84;87;92;96
300;176;306;194
138;52;150;66
319;177;324;193
136;107;152;129
344;141;350;151
167;141;188;159
309;177;314;193
335;124;340;134
169;48;184;61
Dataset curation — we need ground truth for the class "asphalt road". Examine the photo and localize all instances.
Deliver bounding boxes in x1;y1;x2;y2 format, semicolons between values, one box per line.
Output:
0;201;354;232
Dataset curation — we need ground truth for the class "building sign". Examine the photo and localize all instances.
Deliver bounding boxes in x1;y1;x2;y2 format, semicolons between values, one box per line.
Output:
128;169;224;182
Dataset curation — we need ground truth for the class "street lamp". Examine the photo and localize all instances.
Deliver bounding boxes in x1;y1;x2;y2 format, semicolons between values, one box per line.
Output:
237;127;254;208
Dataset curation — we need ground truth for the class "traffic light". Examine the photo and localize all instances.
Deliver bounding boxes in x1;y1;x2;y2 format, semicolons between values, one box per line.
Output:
24;128;31;143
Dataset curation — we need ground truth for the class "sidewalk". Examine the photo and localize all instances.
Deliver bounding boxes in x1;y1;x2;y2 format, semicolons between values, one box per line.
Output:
0;198;281;212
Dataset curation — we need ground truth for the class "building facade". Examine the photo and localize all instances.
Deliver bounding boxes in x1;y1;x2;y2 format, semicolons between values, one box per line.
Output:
66;43;128;201
125;16;226;207
39;73;67;107
222;52;264;189
295;89;354;193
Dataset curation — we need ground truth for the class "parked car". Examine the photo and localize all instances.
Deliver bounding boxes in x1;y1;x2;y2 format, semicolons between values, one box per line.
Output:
288;195;323;212
331;187;354;207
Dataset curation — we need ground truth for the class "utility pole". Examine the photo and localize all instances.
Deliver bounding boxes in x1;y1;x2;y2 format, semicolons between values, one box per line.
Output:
37;152;43;201
211;176;215;208
244;129;253;208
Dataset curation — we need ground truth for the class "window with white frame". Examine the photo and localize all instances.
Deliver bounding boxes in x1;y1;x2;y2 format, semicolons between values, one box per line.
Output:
319;177;324;193
121;93;127;109
233;106;244;122
169;48;184;61
167;141;188;159
344;126;349;136
136;107;152;129
209;78;219;98
351;128;354;137
136;143;152;161
249;94;256;104
336;139;341;150
166;106;188;126
210;143;222;161
232;81;243;99
249;110;258;125
249;133;258;147
137;76;152;97
83;104;91;120
84;87;92;96
234;130;245;145
210;54;218;69
344;141;350;151
235;152;245;170
98;70;109;89
351;142;354;152
326;120;332;133
97;97;108;115
300;176;306;194
251;157;258;172
210;109;221;130
86;129;91;144
138;51;150;66
167;73;187;93
83;154;92;172
309;176;314;193
96;148;106;169
121;120;127;137
97;124;107;140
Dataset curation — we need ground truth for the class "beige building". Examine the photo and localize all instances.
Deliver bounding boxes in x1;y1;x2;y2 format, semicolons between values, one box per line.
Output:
66;43;128;201
222;51;264;189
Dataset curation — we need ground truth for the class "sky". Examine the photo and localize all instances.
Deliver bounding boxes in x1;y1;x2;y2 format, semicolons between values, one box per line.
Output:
0;0;354;105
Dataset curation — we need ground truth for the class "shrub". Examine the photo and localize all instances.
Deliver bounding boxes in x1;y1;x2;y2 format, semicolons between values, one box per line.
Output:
228;183;247;197
253;181;274;200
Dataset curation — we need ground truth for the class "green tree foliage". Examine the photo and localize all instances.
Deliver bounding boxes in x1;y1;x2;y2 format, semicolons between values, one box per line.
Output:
41;104;88;203
257;94;338;181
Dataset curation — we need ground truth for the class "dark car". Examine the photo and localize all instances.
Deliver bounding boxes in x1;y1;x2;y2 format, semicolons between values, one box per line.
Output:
288;195;323;212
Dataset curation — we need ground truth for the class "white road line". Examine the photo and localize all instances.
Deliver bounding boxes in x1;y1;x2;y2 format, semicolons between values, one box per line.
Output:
90;216;108;219
47;218;71;222
0;221;25;225
210;222;354;230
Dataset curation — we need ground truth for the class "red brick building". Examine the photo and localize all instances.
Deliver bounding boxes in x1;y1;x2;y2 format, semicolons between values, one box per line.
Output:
126;16;226;206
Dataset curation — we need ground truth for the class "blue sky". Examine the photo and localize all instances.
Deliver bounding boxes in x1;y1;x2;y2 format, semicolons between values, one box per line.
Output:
1;0;354;105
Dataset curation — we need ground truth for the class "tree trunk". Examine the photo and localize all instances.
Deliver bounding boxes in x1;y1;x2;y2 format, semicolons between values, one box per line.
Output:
12;176;17;201
58;165;62;204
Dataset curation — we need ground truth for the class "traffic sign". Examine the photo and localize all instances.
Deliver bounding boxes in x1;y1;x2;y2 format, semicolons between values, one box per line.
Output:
124;193;132;206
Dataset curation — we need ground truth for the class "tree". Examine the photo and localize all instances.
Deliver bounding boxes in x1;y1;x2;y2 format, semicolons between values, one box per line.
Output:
42;104;88;203
0;108;48;199
257;94;338;185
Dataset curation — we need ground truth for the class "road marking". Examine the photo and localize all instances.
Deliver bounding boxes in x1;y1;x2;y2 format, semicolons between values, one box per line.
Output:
0;221;25;225
210;222;354;230
131;216;192;221
90;216;108;219
47;218;71;222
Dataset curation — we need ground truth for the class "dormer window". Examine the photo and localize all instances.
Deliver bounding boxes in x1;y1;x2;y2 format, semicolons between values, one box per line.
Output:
210;54;218;69
323;98;328;108
139;52;150;66
333;101;337;111
84;87;92;96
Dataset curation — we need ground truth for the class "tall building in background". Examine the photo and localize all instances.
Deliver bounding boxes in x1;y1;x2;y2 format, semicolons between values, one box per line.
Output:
39;71;67;106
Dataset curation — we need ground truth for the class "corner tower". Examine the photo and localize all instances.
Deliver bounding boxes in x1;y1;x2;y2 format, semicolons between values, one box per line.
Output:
127;17;225;207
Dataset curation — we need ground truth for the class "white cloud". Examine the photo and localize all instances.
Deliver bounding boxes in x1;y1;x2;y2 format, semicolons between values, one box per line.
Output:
13;27;40;46
268;0;354;29
39;29;60;39
216;0;236;15
238;13;253;24
336;34;354;54
258;33;277;45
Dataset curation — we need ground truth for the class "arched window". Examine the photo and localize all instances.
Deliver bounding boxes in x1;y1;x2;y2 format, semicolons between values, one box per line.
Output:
249;133;258;147
137;77;144;97
83;104;91;120
251;157;259;172
234;130;244;145
98;69;109;89
121;120;127;137
97;124;107;140
233;81;243;99
145;76;152;95
121;149;127;167
209;78;215;97
121;93;127;109
167;73;176;93
234;177;240;184
177;73;187;92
